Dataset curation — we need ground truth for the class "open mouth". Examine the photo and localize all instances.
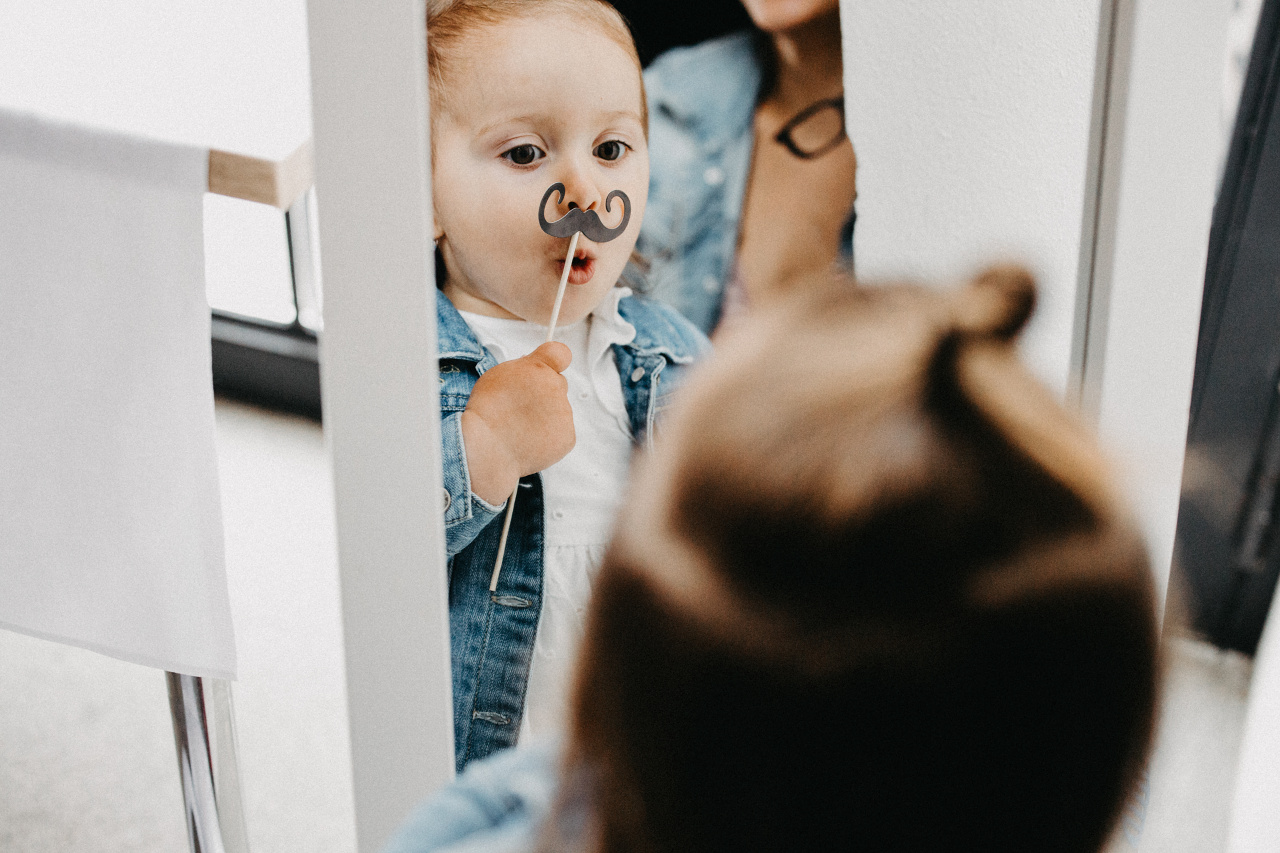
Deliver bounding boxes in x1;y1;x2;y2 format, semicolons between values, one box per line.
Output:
556;247;596;285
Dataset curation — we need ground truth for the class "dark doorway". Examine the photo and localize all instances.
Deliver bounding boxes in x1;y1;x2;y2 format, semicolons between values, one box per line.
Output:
1175;0;1280;654
613;0;754;67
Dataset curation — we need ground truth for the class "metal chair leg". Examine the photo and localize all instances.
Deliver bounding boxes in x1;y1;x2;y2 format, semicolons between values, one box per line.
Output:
167;672;250;853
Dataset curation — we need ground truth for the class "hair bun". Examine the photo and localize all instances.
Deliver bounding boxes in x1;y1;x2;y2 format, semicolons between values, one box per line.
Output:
952;265;1036;342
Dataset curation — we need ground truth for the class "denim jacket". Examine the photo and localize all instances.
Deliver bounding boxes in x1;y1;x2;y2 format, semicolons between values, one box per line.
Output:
639;31;855;334
381;742;561;853
437;289;708;771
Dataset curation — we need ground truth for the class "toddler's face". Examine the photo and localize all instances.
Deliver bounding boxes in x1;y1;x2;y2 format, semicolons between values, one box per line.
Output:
432;15;648;326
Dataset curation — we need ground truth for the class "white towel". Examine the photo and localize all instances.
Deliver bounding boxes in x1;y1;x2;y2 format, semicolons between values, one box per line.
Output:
0;107;236;678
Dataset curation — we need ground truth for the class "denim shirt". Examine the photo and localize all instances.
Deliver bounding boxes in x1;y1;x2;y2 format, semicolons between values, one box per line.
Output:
437;289;708;771
639;31;855;335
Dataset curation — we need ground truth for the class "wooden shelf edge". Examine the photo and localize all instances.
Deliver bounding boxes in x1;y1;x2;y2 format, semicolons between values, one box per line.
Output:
207;139;313;209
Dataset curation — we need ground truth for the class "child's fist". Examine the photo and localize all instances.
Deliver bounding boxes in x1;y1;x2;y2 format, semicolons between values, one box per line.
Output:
461;342;576;505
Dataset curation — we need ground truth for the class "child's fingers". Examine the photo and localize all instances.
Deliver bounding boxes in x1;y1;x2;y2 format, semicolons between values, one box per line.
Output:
529;341;572;373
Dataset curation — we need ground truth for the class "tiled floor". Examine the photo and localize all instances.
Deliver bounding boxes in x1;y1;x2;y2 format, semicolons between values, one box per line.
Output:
0;399;1263;852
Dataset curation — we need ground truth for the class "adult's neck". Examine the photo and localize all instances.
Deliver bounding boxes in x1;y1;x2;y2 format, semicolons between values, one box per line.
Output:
765;10;845;112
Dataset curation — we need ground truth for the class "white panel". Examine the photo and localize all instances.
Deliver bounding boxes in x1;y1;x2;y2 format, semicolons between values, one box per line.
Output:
0;109;235;678
840;0;1102;393
306;0;455;851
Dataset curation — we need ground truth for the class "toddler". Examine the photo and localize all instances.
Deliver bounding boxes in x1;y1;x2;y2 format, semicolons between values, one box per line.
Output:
427;0;709;770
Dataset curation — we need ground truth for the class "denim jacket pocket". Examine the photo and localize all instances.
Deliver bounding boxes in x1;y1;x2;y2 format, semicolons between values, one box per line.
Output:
438;360;474;412
648;359;699;447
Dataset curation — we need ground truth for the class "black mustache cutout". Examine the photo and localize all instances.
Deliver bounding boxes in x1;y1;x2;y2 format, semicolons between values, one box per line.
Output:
538;183;631;242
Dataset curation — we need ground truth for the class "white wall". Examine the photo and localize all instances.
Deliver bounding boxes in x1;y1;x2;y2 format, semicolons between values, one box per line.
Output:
840;0;1103;394
0;0;315;347
0;0;311;161
840;0;1230;606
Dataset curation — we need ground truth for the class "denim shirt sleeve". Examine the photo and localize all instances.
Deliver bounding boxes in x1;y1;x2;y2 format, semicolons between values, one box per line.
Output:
380;742;559;853
441;411;507;558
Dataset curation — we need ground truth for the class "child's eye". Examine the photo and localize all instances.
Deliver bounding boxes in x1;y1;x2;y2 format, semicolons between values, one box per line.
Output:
501;144;545;166
594;140;630;162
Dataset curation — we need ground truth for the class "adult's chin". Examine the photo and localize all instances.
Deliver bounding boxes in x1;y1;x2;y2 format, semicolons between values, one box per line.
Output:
739;0;840;33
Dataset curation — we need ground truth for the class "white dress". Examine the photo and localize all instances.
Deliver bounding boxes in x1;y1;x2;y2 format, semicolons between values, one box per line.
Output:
458;288;636;744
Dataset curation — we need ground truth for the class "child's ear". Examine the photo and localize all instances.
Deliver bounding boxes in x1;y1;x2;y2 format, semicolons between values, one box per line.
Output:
432;207;444;243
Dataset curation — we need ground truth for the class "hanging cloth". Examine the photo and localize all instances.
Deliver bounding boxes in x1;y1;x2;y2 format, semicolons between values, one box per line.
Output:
0;107;236;678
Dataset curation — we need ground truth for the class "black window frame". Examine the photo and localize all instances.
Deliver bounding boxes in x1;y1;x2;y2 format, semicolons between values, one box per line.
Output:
210;193;322;420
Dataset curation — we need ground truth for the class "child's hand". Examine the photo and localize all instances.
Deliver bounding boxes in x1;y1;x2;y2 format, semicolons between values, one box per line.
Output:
461;342;575;505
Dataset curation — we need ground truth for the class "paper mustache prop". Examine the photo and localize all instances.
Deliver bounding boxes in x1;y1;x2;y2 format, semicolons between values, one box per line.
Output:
490;182;634;592
538;182;631;242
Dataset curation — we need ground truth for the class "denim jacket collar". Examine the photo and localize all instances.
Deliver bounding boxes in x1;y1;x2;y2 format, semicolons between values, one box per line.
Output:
437;289;490;364
617;295;703;364
436;287;703;366
437;284;708;771
644;30;762;151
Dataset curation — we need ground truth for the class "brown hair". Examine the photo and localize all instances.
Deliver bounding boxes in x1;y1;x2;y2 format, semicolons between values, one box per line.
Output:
553;267;1159;853
426;0;648;130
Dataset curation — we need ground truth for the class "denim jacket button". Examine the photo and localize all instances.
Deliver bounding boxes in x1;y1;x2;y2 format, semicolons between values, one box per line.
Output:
702;275;718;293
630;367;646;382
441;487;451;513
703;165;725;186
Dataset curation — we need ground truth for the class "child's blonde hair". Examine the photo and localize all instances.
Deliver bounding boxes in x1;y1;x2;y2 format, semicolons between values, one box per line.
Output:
426;0;648;131
426;0;650;292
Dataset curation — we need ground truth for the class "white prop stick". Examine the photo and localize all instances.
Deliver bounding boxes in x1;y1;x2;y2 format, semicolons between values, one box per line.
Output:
488;230;581;592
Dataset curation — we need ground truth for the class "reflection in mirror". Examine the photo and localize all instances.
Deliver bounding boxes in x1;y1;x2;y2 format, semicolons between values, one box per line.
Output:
425;0;710;771
428;0;857;777
635;0;858;337
424;0;1280;851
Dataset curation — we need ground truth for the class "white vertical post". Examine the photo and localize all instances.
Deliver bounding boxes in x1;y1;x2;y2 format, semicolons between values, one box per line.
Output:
1080;0;1231;614
306;1;455;851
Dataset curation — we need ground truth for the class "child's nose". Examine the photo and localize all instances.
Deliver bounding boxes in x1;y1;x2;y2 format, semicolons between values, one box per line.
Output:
558;166;603;213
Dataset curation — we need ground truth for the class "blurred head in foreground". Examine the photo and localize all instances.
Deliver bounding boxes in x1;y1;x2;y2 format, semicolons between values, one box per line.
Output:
555;267;1159;853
